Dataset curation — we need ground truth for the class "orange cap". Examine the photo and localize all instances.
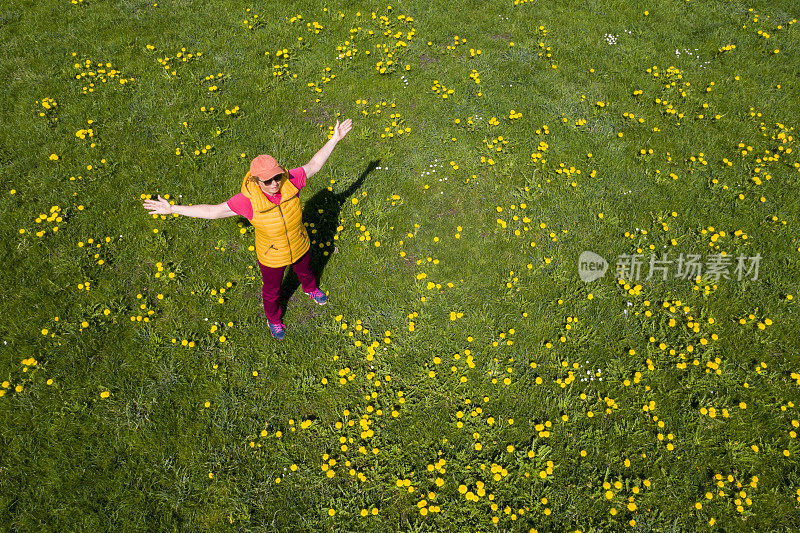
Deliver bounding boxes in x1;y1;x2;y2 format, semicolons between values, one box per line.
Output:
250;154;283;179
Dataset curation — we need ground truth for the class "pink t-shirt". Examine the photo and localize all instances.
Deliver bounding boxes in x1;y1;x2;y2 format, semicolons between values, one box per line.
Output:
227;166;307;221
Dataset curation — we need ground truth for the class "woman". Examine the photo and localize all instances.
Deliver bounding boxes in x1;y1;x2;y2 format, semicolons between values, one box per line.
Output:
143;118;353;340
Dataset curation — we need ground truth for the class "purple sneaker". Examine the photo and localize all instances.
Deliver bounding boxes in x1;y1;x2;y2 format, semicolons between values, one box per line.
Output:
306;288;328;306
267;320;285;340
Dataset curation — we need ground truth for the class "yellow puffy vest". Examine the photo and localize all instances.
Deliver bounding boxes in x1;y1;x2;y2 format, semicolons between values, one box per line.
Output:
241;170;310;267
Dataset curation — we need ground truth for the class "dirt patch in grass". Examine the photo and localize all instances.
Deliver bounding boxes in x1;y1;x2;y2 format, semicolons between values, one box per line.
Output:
418;54;439;68
288;298;323;326
295;101;337;127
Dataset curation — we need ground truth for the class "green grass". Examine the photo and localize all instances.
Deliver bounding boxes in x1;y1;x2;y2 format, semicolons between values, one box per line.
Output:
2;0;800;530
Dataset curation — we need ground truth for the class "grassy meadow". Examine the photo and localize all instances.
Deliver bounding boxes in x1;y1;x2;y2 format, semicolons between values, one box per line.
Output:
2;0;800;530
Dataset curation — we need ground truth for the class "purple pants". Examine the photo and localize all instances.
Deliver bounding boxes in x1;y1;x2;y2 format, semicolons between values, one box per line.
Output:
258;250;317;324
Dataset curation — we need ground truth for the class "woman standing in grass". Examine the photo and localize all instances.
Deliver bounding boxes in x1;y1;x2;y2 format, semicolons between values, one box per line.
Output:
143;118;353;340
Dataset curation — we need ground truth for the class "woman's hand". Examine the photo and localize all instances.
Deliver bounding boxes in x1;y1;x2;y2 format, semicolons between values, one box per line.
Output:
332;118;353;142
142;195;173;215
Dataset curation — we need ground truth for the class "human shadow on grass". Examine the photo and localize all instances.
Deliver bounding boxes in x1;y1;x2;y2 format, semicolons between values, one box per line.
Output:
278;160;379;318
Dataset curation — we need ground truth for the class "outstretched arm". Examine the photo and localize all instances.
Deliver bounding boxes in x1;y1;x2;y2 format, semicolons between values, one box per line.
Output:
302;118;353;179
142;195;236;219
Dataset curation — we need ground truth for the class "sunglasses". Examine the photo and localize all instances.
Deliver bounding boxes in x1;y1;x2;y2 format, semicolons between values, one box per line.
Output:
257;174;283;186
